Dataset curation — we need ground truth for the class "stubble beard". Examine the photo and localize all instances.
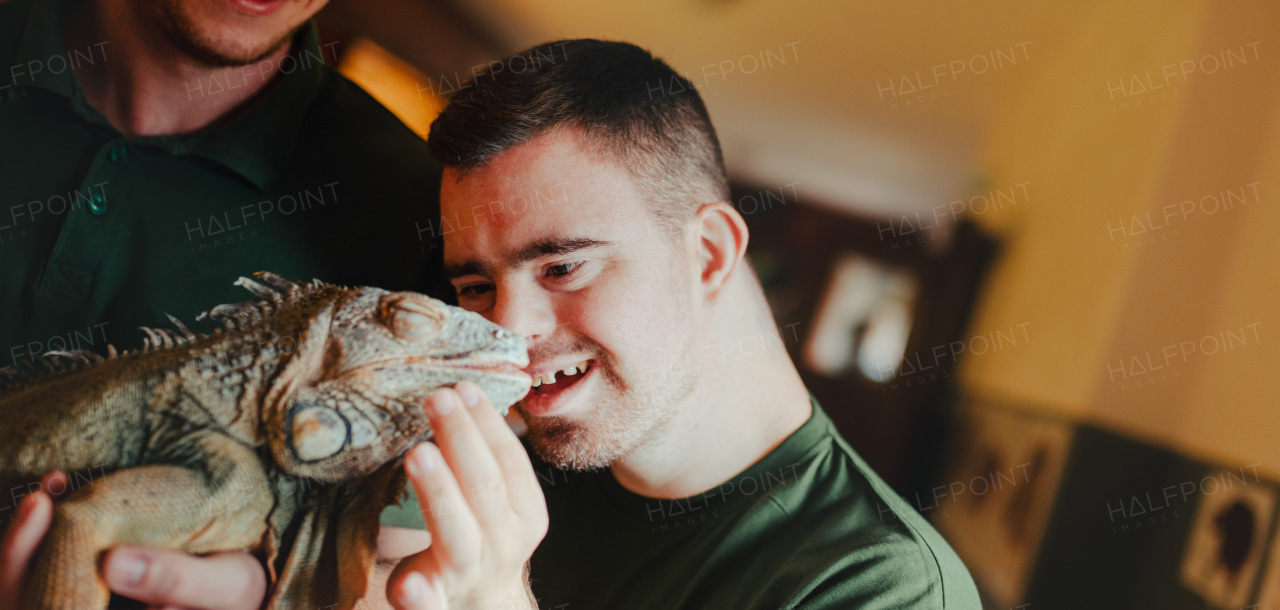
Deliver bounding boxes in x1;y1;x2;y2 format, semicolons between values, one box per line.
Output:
519;336;696;472
133;0;298;68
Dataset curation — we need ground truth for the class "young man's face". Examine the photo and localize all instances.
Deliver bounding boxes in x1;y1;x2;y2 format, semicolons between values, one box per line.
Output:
129;0;328;66
441;128;699;470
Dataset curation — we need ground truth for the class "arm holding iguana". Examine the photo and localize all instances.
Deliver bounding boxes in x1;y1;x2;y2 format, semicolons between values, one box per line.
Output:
0;272;544;609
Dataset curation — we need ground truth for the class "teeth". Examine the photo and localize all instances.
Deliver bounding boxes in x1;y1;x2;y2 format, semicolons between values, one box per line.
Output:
530;360;591;390
530;371;556;388
563;360;591;376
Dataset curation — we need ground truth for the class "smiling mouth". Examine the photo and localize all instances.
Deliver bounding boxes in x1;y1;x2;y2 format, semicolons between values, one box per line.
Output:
225;0;290;17
528;359;593;394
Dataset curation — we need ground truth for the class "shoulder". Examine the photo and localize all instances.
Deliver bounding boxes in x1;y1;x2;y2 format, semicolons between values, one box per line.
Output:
777;436;982;609
286;64;440;218
299;67;435;180
286;67;446;291
786;523;973;609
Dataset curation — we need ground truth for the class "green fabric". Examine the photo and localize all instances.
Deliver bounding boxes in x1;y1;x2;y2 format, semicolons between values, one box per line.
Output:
525;398;983;609
0;0;449;375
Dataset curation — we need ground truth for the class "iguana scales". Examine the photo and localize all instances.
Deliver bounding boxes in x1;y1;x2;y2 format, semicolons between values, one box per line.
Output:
0;272;531;609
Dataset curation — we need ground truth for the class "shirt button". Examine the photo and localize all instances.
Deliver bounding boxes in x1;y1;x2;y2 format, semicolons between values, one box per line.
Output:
109;144;128;164
88;192;108;215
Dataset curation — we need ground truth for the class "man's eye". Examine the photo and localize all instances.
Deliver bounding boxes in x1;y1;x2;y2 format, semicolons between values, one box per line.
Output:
457;283;494;297
546;261;584;278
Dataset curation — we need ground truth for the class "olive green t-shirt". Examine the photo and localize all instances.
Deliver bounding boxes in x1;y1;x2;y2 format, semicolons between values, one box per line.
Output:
0;0;449;373
525;399;983;609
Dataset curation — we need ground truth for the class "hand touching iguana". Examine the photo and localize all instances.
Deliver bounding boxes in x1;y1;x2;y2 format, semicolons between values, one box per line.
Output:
0;272;532;609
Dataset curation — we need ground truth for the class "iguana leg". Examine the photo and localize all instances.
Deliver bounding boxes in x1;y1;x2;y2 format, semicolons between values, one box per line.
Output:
23;433;274;610
267;461;407;610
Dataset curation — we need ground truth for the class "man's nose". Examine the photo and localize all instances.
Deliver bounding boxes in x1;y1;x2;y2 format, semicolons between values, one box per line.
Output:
489;281;556;343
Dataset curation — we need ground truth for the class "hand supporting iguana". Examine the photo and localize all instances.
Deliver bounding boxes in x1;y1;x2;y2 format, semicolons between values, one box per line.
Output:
0;472;266;610
0;274;534;609
387;382;547;610
1;382;547;610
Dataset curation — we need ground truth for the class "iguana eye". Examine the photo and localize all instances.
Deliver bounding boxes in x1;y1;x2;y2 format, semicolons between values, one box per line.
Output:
289;404;349;462
380;294;447;343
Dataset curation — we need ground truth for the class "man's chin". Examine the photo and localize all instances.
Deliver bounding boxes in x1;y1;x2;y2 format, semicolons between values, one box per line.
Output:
515;371;684;472
136;0;294;67
178;30;295;68
522;414;623;472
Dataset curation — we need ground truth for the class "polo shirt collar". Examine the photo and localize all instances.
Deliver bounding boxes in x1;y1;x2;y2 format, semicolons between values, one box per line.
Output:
190;22;330;191
14;0;329;192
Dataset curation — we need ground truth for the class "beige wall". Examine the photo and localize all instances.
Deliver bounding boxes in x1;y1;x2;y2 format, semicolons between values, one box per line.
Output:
960;0;1280;476
1176;90;1280;475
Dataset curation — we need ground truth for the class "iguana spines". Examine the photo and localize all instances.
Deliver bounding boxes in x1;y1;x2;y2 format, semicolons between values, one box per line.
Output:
0;272;531;609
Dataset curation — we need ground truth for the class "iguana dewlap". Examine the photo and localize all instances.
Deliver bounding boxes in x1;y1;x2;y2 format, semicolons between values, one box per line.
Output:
0;272;531;610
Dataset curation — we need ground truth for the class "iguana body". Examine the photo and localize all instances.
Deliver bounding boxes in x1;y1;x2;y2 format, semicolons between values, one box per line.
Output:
0;272;530;609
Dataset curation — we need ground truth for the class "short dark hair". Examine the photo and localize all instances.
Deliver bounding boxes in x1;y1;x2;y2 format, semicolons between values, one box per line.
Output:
427;39;731;234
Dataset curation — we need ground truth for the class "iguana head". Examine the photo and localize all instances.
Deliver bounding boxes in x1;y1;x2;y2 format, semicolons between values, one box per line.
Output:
240;273;529;481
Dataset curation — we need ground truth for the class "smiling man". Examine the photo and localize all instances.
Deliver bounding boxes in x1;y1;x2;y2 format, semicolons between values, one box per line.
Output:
421;38;984;609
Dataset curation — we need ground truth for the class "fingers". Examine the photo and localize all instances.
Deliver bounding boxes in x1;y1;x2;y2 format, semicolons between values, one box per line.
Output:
1;473;266;610
39;471;71;500
104;547;266;610
389;382;550;610
455;384;546;527
388;553;447;610
425;387;508;527
389;383;549;609
0;471;68;610
0;487;52;605
404;443;482;570
377;526;432;564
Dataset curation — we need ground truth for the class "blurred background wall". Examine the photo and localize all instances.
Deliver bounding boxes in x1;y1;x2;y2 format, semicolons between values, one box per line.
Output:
316;1;1280;607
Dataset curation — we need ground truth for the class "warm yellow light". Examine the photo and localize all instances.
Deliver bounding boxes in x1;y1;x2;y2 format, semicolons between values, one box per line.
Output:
337;38;446;139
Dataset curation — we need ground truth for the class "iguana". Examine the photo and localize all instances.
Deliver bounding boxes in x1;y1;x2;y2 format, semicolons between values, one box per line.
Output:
0;272;531;609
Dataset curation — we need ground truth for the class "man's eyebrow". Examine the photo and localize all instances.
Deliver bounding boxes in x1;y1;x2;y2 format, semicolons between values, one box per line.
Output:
510;237;611;265
444;237;611;279
444;260;487;279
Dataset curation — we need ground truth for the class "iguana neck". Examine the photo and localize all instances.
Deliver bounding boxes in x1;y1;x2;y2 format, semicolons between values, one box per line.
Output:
162;319;310;447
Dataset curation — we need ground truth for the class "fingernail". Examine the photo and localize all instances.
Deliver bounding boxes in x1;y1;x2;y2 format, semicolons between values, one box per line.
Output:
105;549;148;588
397;572;428;606
430;390;458;416
406;445;436;478
457;382;481;408
416;446;437;472
405;452;419;478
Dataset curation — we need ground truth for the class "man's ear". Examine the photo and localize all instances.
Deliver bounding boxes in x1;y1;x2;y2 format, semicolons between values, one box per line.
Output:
693;201;750;300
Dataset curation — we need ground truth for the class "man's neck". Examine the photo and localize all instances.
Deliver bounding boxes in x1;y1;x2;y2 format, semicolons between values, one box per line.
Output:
64;0;293;137
610;294;813;499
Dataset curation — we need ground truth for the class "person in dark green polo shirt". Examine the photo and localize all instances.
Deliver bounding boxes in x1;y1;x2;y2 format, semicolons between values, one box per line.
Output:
525;396;978;609
0;0;448;372
0;0;448;605
406;39;985;609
